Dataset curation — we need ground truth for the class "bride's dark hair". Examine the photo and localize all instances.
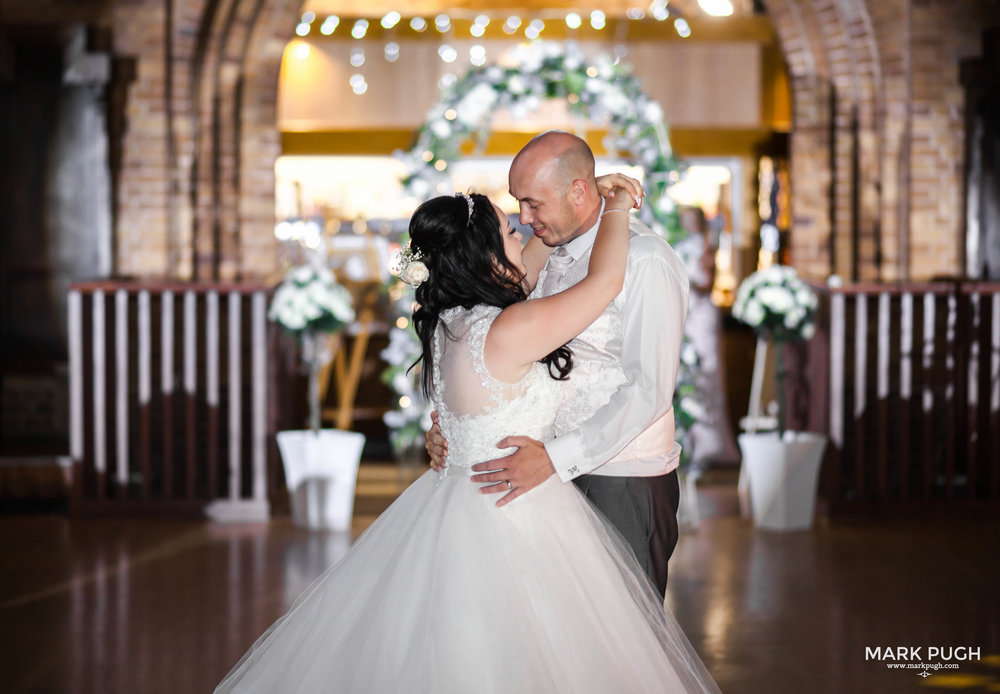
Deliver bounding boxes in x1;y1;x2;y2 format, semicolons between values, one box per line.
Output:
408;193;572;397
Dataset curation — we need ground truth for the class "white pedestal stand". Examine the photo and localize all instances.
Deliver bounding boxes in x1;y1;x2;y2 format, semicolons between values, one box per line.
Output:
738;431;827;531
276;429;366;531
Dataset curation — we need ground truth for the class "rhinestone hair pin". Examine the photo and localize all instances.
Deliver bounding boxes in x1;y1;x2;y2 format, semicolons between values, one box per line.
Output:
457;192;474;221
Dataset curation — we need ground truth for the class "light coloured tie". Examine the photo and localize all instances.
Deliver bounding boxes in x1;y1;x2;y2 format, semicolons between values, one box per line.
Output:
539;246;574;296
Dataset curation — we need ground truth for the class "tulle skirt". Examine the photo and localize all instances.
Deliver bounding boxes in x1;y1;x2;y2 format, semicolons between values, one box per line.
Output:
215;467;721;694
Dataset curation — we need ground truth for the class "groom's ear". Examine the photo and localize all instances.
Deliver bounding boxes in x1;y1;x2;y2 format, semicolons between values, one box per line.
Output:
568;178;589;206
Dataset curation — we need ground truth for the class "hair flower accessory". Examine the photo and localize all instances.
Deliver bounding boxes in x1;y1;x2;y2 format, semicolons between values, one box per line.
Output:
396;244;429;287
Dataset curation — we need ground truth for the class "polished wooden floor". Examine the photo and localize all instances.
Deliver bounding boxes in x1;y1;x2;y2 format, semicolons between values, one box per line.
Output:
1;465;998;694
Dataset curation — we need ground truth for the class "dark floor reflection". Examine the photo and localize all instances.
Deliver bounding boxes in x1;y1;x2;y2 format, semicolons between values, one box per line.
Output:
1;472;998;694
279;528;352;608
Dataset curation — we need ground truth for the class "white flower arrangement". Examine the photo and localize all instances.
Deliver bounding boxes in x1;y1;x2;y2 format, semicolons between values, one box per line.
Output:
732;265;819;435
732;265;818;342
268;254;355;432
380;307;433;459
269;265;355;335
673;340;701;469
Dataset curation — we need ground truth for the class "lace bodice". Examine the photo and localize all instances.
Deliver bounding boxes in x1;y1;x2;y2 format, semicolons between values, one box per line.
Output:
432;305;563;469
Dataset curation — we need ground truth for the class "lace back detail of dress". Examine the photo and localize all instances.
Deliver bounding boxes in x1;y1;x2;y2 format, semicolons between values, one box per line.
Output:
432;305;562;469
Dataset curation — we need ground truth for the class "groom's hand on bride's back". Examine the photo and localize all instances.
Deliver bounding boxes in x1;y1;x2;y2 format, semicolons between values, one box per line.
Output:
471;437;556;507
425;411;448;471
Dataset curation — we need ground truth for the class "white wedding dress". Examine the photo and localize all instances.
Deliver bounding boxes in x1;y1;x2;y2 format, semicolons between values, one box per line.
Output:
215;305;721;694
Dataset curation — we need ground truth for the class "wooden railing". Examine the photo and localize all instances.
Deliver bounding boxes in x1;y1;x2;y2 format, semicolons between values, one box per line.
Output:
67;281;276;516
788;281;1000;510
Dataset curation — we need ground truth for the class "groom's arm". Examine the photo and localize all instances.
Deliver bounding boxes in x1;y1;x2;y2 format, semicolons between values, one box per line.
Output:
426;411;447;471
546;238;689;481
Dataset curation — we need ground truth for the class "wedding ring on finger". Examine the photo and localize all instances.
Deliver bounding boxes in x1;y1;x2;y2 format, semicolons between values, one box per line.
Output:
505;480;512;490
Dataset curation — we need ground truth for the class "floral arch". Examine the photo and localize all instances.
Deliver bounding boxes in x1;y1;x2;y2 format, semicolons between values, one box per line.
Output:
395;41;686;244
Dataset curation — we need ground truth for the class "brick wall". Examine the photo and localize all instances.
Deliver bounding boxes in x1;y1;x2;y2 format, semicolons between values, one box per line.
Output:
907;0;993;279
111;0;172;277
763;0;998;281
239;0;300;279
869;0;909;282
110;0;298;281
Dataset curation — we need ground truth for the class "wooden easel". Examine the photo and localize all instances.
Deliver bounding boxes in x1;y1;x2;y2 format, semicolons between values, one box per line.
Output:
317;284;380;431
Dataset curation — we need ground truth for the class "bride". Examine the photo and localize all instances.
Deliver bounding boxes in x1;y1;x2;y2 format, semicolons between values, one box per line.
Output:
215;184;721;694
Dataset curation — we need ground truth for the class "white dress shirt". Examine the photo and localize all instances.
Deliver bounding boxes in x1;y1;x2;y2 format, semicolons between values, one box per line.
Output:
533;211;690;482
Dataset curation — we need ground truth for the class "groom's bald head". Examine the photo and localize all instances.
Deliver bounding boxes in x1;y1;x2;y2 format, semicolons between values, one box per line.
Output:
508;130;602;246
512;130;598;193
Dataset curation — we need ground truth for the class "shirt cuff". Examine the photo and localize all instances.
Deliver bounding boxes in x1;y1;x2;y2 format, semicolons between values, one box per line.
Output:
546;434;587;483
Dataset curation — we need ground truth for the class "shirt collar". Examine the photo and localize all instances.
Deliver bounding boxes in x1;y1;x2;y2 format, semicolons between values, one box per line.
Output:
559;198;605;261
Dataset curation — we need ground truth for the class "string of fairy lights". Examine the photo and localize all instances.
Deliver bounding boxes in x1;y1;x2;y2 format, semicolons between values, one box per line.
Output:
292;1;738;94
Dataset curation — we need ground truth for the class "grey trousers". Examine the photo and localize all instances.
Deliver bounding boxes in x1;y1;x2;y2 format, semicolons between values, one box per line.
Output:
572;470;680;597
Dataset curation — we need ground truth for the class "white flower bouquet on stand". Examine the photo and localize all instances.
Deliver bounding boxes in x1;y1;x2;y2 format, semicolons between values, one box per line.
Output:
731;264;818;434
269;221;363;531
732;264;818;340
269;263;355;432
731;264;826;531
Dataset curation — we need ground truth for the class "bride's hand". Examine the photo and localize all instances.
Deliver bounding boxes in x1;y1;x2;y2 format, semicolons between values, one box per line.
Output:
604;185;639;213
596;173;643;209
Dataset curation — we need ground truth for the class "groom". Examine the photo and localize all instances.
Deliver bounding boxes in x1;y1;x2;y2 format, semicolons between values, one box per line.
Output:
427;130;689;595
